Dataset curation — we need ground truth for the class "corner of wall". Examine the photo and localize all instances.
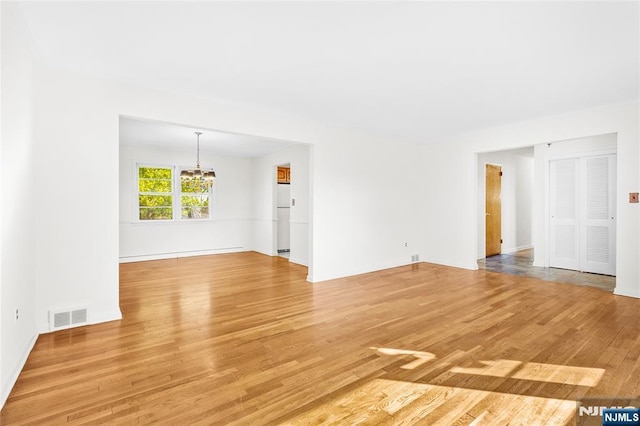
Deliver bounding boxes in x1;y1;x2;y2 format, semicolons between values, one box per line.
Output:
0;332;37;409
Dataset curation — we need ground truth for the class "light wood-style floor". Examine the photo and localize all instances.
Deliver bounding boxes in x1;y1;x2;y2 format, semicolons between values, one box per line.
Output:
2;252;640;425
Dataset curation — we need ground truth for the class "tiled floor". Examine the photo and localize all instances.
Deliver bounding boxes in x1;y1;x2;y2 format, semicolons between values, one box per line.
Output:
478;248;616;292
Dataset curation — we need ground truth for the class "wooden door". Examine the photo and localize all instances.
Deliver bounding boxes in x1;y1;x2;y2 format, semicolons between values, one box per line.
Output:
485;164;502;257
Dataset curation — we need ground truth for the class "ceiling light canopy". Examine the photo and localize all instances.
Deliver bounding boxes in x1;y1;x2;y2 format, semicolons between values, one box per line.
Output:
180;132;216;189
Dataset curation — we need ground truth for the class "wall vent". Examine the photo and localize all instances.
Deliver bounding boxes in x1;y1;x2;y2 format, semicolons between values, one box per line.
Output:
49;308;88;331
411;254;420;263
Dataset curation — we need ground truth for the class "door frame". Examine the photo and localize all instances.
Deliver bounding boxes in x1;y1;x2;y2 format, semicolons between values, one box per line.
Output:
273;162;292;258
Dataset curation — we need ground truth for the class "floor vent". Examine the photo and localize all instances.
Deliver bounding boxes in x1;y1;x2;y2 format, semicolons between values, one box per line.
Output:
49;308;88;331
411;254;420;263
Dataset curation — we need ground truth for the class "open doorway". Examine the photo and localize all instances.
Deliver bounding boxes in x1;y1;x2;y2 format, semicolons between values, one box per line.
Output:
276;164;291;258
477;147;534;260
118;116;311;273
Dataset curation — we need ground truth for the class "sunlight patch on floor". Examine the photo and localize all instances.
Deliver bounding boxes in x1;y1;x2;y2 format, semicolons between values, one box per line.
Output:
370;347;437;370
451;360;604;387
286;379;576;425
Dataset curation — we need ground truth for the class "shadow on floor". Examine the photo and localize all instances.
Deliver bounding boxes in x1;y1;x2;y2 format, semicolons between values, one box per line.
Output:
477;249;615;292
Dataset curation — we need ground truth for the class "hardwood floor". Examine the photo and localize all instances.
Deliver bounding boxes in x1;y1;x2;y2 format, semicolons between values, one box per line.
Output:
2;252;640;425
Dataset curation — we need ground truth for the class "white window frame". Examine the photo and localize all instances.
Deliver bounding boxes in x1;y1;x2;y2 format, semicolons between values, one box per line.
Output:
177;166;215;221
134;163;216;223
136;163;175;222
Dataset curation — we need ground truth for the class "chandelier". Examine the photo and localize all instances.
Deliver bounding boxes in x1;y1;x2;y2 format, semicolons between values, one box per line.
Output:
180;132;216;189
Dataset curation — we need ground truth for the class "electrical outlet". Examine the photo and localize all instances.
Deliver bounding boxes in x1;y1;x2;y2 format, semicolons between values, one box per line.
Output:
15;309;19;321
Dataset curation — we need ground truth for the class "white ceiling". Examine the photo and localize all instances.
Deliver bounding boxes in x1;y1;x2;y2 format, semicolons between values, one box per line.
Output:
17;1;640;146
119;117;297;157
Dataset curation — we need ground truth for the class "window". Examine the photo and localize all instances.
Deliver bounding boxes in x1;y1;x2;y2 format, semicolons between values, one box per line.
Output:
136;164;213;221
138;166;173;220
180;170;212;220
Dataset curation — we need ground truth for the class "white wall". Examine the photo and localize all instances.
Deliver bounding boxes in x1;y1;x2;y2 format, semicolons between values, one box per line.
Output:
423;102;639;298
252;144;310;267
312;137;423;281
0;2;39;407
477;149;534;258
119;144;254;261
32;69;122;333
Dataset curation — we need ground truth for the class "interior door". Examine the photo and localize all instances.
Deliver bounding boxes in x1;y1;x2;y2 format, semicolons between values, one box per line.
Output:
485;164;502;257
580;154;616;275
549;154;616;275
549;158;580;270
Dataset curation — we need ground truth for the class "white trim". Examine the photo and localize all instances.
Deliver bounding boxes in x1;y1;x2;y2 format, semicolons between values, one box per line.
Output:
133;162;217;223
614;289;640;299
547;147;617;161
86;309;123;326
253;248;277;257
134;162;174;222
119;247;246;263
501;244;533;254
1;333;38;409
177;164;216;222
288;257;308;267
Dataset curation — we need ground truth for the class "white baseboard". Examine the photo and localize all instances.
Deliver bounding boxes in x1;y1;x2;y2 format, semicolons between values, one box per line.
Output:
1;332;38;409
502;245;533;254
288;257;308;267
253;248;276;257
89;308;123;326
119;247;246;263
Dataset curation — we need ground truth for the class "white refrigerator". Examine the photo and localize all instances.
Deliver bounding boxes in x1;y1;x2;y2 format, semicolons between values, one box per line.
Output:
277;184;290;252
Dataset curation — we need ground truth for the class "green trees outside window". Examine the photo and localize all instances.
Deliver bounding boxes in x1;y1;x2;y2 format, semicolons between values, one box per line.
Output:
180;179;210;219
137;165;213;221
138;167;173;220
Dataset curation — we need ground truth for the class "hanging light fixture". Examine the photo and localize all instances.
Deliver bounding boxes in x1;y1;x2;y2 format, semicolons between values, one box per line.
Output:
180;132;216;189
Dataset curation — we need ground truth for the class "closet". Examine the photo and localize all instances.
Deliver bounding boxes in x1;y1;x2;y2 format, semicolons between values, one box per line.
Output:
549;154;616;275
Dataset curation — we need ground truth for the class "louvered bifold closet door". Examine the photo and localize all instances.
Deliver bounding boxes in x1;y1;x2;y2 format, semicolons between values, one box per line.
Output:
550;158;580;270
580;154;616;275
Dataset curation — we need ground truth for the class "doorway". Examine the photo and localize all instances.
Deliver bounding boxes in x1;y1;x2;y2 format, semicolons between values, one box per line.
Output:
485;164;502;257
276;164;291;258
477;148;534;261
